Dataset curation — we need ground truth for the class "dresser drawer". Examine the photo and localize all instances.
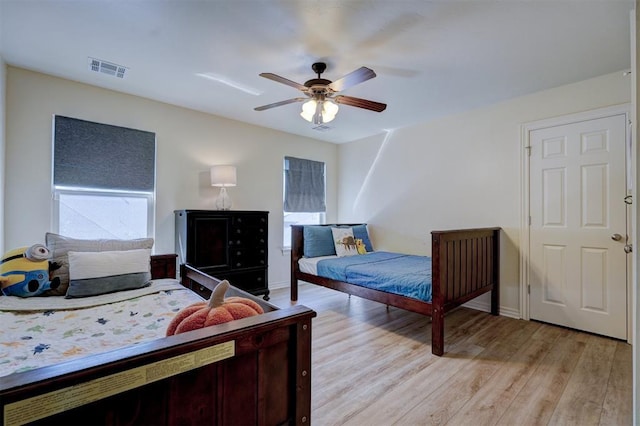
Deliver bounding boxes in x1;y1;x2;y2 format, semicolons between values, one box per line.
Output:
228;232;267;247
230;223;266;236
233;215;267;227
217;269;267;294
230;248;267;269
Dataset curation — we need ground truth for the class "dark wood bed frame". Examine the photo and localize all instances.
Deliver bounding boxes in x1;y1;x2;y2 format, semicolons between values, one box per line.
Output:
291;225;500;356
1;255;316;426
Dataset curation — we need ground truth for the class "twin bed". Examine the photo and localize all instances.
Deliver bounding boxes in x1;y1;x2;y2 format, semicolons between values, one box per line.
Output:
290;224;501;356
1;251;315;426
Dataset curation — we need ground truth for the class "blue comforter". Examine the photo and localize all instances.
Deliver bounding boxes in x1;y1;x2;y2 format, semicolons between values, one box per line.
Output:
316;251;432;302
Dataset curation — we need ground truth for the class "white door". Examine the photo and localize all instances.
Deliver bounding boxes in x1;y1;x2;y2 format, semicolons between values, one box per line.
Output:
529;112;628;340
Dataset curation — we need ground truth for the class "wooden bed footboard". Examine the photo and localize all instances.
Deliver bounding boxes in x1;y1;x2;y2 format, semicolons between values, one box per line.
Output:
290;225;500;356
430;228;500;355
1;261;316;426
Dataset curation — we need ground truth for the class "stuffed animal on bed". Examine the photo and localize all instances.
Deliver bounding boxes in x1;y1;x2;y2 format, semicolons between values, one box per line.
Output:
166;280;264;336
0;244;60;297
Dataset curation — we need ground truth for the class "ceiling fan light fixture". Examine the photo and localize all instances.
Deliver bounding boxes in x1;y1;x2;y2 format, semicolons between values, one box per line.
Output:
300;99;339;124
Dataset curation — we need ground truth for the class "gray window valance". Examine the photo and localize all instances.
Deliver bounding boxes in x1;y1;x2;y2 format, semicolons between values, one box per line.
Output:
53;116;156;192
284;156;326;212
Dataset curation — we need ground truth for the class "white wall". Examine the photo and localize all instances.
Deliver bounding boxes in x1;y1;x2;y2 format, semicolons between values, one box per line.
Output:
0;56;5;254
338;71;631;316
4;66;338;288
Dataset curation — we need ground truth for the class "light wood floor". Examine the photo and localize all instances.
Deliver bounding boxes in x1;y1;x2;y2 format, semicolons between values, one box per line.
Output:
269;283;632;426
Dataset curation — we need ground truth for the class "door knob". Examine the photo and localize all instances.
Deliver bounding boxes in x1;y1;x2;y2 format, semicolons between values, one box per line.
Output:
625;244;633;253
611;233;622;241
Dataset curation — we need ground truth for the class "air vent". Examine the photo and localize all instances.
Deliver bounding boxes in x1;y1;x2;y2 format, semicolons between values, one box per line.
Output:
88;57;127;79
312;124;332;132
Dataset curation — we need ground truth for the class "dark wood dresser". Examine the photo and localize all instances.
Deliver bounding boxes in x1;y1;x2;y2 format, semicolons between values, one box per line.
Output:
175;210;269;300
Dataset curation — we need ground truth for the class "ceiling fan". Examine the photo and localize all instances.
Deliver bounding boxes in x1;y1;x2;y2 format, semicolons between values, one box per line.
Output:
254;62;387;125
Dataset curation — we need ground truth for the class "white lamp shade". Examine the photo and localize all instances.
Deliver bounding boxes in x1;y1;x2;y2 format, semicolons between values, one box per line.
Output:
300;99;317;122
210;165;237;187
322;100;338;123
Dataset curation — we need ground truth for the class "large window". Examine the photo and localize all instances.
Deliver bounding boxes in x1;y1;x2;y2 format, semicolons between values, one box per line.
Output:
52;116;156;239
283;156;326;247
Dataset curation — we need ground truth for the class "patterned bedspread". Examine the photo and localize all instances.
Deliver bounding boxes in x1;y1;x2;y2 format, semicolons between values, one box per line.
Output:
0;283;204;377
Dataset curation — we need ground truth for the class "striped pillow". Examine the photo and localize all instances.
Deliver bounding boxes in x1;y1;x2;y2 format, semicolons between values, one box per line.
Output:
65;249;151;298
45;233;154;296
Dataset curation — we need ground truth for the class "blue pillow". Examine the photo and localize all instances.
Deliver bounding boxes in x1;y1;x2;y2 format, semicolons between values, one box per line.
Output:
303;224;374;257
303;226;336;257
352;225;374;252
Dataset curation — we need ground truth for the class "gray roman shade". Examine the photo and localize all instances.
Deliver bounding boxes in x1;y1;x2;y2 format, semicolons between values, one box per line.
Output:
54;116;156;192
284;156;326;212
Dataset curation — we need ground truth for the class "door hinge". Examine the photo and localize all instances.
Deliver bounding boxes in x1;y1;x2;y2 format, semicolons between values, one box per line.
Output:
529;216;532;226
525;146;532;156
527;284;530;295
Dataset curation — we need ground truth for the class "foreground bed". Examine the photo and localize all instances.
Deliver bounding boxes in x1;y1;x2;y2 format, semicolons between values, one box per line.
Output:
1;257;316;426
291;225;500;356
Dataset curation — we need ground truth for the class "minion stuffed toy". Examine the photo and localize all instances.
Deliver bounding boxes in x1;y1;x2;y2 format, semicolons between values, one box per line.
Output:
1;244;60;297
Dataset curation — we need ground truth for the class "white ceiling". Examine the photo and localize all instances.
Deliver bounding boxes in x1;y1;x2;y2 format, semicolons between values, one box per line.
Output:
0;0;634;144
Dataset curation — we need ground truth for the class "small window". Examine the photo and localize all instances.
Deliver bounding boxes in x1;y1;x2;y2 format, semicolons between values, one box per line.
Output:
52;116;156;239
283;157;326;247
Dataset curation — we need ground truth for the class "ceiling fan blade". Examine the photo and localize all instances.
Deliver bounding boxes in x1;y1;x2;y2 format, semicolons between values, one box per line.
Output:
328;67;377;92
254;97;306;111
259;73;308;91
334;95;387;112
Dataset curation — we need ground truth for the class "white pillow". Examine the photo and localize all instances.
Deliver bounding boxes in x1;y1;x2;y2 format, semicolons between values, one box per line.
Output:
331;227;359;257
66;249;151;298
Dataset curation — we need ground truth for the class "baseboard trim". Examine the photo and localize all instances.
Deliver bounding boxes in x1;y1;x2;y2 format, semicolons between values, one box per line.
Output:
269;280;289;290
463;299;520;319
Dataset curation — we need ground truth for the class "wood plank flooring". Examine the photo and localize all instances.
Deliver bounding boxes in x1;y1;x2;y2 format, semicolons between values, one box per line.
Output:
269;283;632;426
